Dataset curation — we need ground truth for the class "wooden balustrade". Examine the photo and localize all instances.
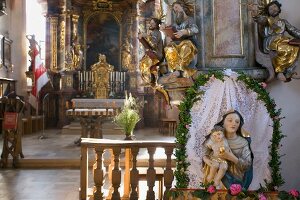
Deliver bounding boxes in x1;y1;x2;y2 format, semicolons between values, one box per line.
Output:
80;138;176;200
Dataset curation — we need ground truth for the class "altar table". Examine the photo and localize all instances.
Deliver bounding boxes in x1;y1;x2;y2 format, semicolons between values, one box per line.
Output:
66;99;124;139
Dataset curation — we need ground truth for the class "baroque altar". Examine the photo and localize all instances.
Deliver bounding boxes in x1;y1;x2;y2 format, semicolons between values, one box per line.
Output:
38;0;296;128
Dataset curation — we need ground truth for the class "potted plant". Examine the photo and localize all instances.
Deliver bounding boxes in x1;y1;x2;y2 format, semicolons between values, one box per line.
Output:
114;92;141;140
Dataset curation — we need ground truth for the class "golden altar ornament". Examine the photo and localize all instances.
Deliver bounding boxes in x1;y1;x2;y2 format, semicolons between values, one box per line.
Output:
91;54;114;99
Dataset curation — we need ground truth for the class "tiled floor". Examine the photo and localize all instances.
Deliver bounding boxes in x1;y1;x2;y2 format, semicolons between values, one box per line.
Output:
0;169;80;200
0;127;175;200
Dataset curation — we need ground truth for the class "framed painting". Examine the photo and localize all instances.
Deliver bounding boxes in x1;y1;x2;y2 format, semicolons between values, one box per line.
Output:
3;37;12;69
85;13;120;70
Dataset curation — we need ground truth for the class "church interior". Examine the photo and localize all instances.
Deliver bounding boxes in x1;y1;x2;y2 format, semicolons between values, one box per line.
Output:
0;0;300;199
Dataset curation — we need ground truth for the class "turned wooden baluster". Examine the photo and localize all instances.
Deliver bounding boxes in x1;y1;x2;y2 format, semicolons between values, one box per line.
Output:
146;147;156;200
130;147;139;200
107;149;114;199
112;147;121;200
163;146;174;200
80;143;88;200
123;148;132;199
93;146;105;200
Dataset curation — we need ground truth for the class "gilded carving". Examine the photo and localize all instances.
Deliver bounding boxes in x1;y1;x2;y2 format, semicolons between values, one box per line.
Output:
59;20;65;48
49;16;58;72
91;54;114;99
92;0;113;11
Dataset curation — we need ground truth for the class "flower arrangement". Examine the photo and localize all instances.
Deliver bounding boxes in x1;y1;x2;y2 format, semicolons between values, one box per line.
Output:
114;92;141;139
169;183;299;200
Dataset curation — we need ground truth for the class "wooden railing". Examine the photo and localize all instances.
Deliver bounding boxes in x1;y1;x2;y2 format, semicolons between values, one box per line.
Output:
80;138;176;200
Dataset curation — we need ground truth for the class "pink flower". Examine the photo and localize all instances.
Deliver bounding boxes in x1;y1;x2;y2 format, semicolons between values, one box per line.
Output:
229;184;242;196
207;185;216;194
260;82;267;89
289;189;299;197
185;124;190;129
258;193;267;200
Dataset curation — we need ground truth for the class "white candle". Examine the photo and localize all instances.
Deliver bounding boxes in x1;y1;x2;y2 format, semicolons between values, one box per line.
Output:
59;78;62;90
78;71;81;83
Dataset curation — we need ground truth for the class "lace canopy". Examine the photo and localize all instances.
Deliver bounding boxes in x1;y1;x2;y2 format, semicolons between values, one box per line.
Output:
186;70;273;190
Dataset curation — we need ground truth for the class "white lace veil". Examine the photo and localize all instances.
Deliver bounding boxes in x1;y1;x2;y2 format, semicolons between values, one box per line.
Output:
186;71;273;190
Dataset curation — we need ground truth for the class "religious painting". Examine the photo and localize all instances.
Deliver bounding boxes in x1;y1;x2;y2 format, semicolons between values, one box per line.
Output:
3;37;12;69
86;13;120;70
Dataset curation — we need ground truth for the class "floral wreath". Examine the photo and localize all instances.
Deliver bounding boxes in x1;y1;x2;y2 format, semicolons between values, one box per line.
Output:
174;70;284;191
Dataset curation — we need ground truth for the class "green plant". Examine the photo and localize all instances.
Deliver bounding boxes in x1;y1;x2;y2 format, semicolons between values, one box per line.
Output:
114;93;141;136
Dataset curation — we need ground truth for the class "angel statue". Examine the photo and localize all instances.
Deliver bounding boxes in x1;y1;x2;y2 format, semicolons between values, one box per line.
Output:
26;34;41;71
122;37;133;71
249;0;300;82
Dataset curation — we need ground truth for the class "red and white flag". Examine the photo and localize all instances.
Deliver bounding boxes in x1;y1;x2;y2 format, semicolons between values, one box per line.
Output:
29;49;49;109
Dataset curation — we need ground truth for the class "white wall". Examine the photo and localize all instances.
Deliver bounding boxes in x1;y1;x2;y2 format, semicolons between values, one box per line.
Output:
268;0;300;190
0;0;10;78
0;0;27;97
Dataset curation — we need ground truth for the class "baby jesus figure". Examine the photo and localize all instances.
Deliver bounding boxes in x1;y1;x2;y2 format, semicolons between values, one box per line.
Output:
203;126;230;188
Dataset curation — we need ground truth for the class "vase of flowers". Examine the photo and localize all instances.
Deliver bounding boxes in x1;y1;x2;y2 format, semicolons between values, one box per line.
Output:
114;92;141;140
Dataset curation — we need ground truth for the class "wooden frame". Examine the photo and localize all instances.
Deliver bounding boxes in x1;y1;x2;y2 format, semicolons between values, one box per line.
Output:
3;36;12;70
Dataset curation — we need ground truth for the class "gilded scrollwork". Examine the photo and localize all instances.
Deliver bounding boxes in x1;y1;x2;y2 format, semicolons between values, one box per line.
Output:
49;16;58;72
91;54;114;99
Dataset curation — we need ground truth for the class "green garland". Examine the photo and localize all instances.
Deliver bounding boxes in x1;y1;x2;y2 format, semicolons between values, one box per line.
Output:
175;70;284;190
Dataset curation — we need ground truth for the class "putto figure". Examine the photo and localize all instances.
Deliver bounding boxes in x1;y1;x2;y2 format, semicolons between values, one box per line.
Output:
203;126;230;188
250;1;300;82
162;0;199;78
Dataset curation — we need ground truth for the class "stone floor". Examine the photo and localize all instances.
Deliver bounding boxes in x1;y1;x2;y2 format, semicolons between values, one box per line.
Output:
0;127;175;200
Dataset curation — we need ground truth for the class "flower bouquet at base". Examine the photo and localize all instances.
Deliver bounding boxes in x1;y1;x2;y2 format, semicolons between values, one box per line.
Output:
114;92;141;140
